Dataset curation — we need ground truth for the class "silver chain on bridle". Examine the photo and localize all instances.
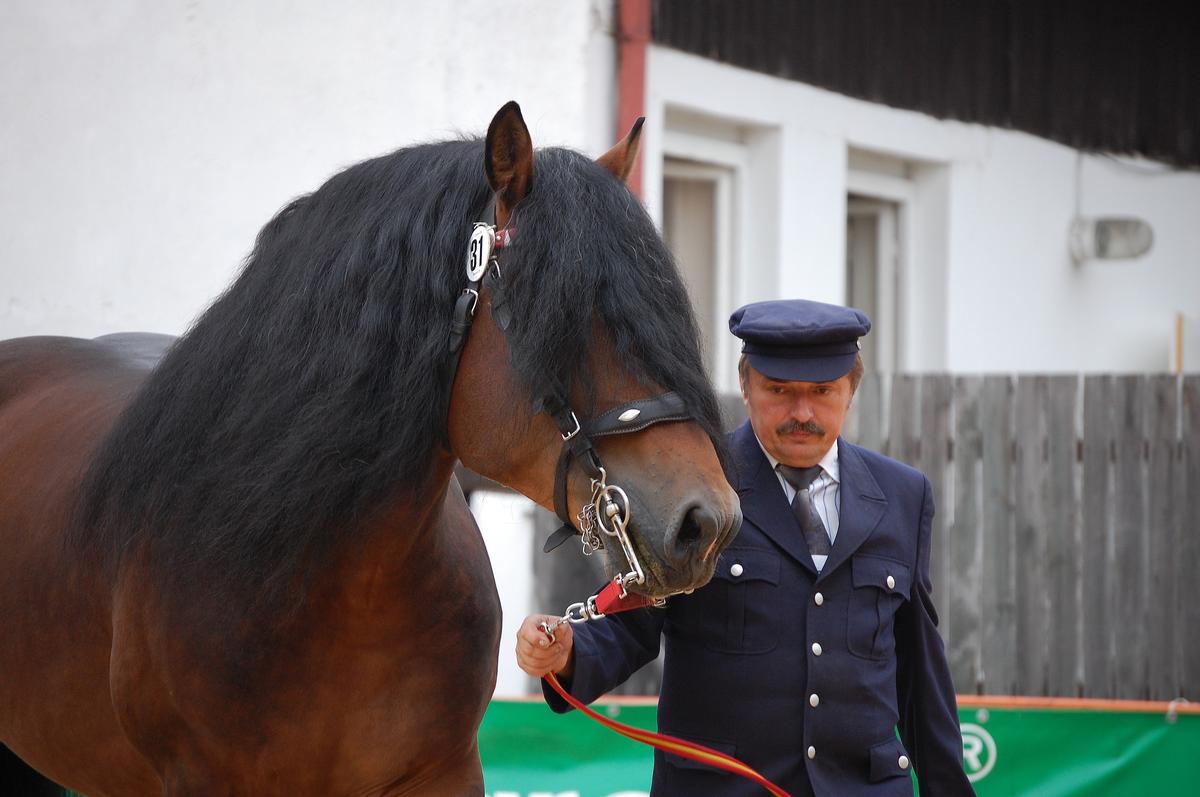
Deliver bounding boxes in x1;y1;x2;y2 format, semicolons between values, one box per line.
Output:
541;469;669;639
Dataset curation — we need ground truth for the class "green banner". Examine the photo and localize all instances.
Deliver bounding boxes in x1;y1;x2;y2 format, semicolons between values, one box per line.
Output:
480;699;1199;797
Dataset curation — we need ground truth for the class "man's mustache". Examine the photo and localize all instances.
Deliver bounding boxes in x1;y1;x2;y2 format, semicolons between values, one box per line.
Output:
777;419;826;437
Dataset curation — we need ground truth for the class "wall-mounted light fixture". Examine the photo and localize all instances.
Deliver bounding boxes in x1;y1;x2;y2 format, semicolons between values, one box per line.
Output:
1069;217;1154;264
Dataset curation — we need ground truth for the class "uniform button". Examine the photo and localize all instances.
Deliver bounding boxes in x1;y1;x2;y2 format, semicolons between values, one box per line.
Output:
811;642;823;656
809;693;820;707
899;755;910;770
886;575;896;590
814;592;824;606
807;746;817;759
730;563;744;577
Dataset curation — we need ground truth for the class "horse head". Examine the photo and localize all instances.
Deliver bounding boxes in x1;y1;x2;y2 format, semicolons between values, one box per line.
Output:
448;102;741;598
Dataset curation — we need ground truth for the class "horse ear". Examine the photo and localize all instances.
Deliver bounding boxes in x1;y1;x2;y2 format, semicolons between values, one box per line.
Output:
596;117;645;183
485;101;534;227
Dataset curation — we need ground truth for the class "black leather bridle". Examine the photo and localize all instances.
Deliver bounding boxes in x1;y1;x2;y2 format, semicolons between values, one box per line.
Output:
444;199;692;583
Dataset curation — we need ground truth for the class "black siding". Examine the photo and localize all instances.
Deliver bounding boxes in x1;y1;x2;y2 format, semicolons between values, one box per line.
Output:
652;0;1199;167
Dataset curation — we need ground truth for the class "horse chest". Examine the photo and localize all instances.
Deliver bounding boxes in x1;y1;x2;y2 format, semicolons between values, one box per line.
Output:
269;534;503;789
108;508;503;794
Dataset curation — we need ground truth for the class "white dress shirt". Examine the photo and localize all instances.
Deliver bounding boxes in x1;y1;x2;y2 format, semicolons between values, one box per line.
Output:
755;434;842;572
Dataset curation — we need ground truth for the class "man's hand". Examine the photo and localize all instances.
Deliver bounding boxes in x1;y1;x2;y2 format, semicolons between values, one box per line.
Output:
516;614;575;678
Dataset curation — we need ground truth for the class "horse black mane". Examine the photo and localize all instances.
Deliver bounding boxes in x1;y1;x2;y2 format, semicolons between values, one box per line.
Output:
75;138;724;608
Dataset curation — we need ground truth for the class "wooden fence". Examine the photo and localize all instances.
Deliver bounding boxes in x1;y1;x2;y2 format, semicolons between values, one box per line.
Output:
528;374;1200;700
832;373;1199;700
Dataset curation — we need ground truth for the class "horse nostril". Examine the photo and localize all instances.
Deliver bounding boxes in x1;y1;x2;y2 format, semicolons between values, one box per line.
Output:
678;508;705;548
669;505;719;565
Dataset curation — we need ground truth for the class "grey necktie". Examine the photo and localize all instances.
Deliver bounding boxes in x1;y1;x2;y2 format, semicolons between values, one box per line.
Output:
776;464;831;556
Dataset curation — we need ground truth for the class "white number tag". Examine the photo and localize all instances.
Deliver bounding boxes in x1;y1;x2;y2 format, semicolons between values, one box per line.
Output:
466;224;495;281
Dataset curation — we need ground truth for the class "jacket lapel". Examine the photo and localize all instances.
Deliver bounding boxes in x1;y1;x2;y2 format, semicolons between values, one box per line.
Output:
818;439;888;581
730;422;818;575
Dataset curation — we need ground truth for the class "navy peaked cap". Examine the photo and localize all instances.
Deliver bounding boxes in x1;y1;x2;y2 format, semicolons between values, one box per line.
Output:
729;299;871;382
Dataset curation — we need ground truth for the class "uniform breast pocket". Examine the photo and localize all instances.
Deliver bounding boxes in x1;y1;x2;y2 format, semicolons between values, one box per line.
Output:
846;554;912;660
679;547;781;654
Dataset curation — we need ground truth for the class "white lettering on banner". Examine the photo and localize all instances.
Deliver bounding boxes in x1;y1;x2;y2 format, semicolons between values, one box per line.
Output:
960;722;997;782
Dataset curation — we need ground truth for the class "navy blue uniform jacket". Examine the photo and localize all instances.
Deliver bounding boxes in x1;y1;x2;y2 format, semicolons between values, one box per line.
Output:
543;422;975;796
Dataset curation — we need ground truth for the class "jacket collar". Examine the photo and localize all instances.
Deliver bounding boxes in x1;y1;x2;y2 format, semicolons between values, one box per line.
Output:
731;422;887;579
820;438;887;580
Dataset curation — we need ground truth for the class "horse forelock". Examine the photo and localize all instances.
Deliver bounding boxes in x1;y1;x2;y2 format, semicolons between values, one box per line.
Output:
73;140;725;611
501;148;726;442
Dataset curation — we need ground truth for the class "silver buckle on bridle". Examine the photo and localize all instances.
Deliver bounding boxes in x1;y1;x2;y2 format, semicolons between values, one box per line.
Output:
560;411;582;441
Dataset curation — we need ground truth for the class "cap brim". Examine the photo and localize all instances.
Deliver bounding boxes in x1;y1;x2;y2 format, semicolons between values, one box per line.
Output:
746;351;857;383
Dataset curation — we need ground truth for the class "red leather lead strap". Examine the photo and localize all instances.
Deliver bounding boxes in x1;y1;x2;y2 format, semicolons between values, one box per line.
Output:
592;578;655;615
540;587;793;797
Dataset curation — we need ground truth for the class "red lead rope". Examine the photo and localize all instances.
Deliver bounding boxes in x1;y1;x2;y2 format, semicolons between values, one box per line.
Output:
540;583;794;797
593;578;655;613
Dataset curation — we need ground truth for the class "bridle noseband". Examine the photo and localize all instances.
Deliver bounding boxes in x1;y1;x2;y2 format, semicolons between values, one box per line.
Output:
445;199;692;595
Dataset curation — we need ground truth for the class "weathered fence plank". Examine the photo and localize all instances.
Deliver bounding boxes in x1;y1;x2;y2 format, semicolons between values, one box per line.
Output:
1147;376;1179;699
851;372;885;452
1015;376;1050;695
1113;376;1148;699
1080;376;1114;698
980;376;1016;695
1045;376;1080;696
888;374;920;467
1180;376;1200;699
949;377;983;693
920;374;953;634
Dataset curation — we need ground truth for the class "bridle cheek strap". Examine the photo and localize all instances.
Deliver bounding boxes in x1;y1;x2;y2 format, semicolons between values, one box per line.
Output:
543;391;691;553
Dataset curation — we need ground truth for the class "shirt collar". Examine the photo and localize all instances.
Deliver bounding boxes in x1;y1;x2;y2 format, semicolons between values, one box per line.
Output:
754;432;840;483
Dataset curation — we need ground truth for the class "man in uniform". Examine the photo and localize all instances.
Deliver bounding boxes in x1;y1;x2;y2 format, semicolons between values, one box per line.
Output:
517;299;974;796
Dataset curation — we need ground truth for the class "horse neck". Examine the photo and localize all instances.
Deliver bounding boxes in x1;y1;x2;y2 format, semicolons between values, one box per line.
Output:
309;449;471;614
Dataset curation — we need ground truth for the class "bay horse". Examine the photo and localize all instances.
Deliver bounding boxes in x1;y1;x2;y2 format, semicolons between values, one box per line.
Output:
0;102;740;796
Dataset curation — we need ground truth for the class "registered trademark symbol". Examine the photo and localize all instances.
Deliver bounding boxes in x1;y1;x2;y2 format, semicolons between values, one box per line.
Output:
960;722;997;782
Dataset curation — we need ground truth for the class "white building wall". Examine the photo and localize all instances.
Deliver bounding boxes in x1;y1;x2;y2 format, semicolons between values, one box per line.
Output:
646;47;1200;376
0;0;616;340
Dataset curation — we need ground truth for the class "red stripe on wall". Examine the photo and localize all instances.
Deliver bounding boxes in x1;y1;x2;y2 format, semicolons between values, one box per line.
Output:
617;0;650;198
